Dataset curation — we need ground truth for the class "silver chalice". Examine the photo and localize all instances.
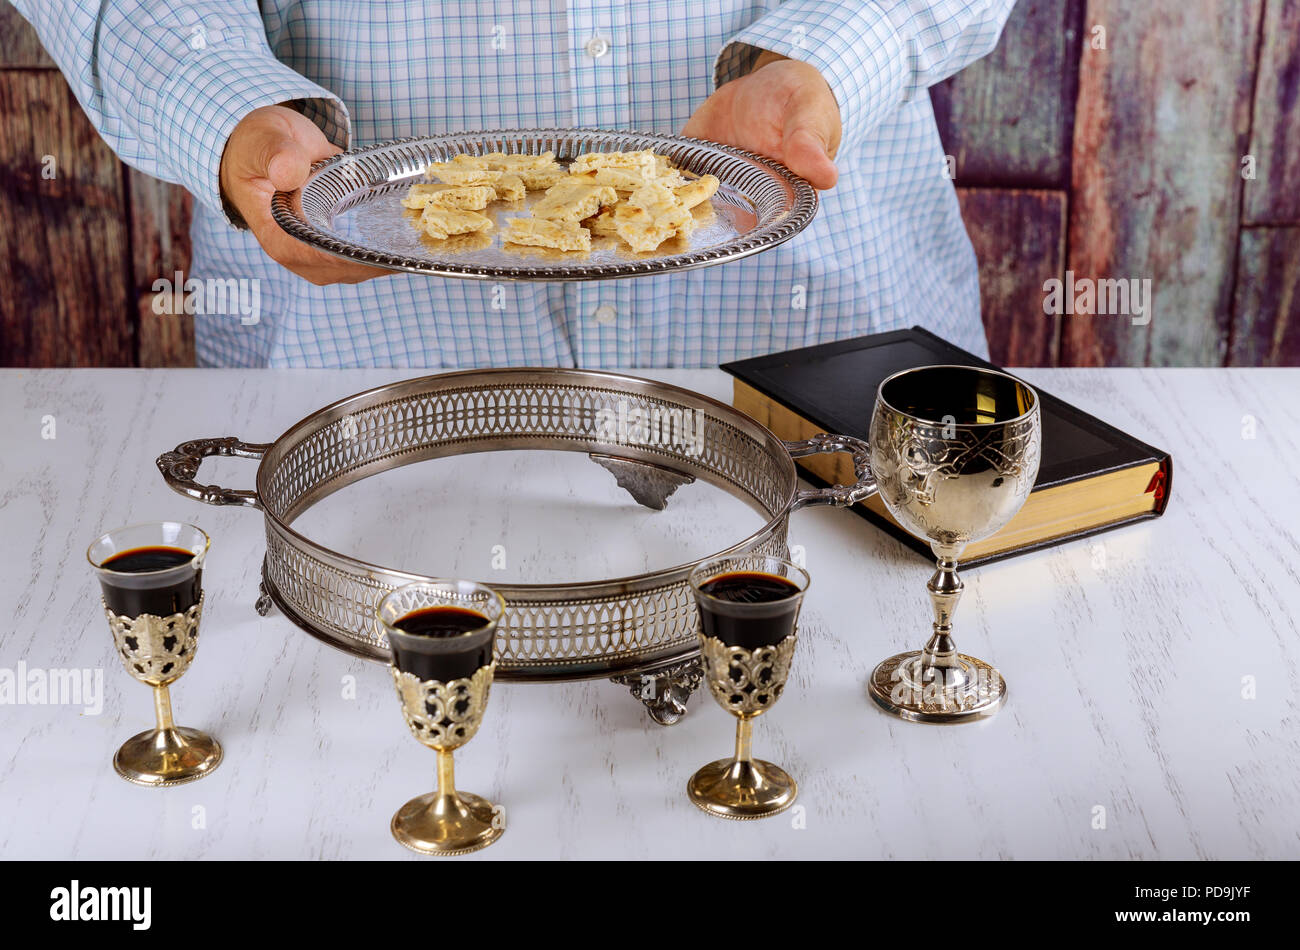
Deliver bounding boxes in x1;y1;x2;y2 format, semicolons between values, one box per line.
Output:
866;365;1041;723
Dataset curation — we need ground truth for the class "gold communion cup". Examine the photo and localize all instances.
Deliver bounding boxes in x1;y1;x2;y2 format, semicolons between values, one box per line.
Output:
686;555;809;820
377;580;506;856
88;522;222;787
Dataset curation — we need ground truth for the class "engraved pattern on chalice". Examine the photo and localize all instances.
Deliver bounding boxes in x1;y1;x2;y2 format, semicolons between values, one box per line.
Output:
866;365;1042;723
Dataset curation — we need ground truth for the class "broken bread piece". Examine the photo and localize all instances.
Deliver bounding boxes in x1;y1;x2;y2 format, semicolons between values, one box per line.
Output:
674;174;720;210
503;217;591;253
421;229;493;252
583;207;619;237
612;204;674;253
449;153;490;168
613;181;693;252
566;166;651;193
515;163;567;190
479;151;557;171
531;182;618;224
401;183;448;209
402;183;497;211
419;203;493;240
569;149;658;178
493;173;526;202
431;185;498;211
424;162;504;187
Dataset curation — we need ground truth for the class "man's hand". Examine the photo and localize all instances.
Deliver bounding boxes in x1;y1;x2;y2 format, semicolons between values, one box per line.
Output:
219;104;385;285
683;52;841;189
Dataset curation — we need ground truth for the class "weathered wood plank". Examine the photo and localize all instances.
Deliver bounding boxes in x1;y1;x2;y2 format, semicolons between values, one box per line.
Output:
136;292;196;368
958;187;1065;366
931;0;1083;188
0;70;132;366
1064;0;1262;367
0;5;55;68
130;171;196;366
1229;227;1300;365
1243;0;1300;224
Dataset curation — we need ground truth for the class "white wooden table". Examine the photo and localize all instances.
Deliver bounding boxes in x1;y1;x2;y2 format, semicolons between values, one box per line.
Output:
1;367;1296;859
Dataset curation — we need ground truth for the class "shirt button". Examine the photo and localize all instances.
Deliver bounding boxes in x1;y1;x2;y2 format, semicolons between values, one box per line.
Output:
585;35;611;59
593;303;617;325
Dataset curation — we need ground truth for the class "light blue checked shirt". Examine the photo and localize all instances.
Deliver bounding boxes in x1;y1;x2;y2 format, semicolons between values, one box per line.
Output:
15;0;1012;368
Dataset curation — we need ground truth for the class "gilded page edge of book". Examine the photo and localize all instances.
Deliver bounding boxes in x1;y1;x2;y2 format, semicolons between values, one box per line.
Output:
731;379;1163;564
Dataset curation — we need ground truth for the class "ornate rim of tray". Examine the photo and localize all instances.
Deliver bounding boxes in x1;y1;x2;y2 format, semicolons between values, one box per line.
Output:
270;128;818;280
156;369;874;682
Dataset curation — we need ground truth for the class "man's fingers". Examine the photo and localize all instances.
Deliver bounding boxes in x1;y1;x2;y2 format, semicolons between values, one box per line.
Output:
253;224;387;284
219;105;383;284
230;106;335;184
236;179;385;285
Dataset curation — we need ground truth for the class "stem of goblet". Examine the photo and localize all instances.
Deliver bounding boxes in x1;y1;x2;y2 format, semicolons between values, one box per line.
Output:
734;717;753;764
436;748;456;799
152;685;175;732
921;543;965;677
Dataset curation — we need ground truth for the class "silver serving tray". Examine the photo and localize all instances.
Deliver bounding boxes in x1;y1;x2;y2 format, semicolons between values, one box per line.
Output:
271;128;818;281
155;370;874;687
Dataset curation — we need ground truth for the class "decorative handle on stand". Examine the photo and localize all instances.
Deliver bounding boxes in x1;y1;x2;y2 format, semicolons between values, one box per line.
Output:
156;437;269;509
783;433;877;511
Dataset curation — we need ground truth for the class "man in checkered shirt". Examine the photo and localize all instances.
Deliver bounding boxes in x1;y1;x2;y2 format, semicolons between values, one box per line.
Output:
15;1;1015;368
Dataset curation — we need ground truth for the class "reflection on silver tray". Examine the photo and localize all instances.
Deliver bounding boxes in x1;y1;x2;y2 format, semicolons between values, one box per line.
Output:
271;128;818;281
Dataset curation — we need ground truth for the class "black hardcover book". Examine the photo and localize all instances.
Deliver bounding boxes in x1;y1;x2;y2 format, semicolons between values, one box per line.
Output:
721;327;1173;566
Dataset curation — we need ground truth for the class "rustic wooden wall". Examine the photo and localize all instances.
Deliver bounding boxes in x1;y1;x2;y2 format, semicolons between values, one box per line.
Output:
936;0;1299;366
2;0;1298;367
0;3;194;367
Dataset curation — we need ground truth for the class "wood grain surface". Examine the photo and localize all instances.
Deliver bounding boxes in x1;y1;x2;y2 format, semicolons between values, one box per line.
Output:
1244;0;1300;224
0;4;54;68
130;171;197;367
0;70;132;366
1230;227;1300;365
932;0;1083;188
1063;0;1263;367
960;187;1066;366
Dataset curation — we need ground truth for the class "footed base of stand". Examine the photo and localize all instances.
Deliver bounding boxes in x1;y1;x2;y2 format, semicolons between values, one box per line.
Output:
867;651;1006;723
687;756;797;820
391;790;503;856
113;726;223;787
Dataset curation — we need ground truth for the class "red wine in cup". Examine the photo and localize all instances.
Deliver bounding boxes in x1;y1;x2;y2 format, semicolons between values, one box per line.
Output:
696;571;802;649
99;546;202;617
390;606;494;681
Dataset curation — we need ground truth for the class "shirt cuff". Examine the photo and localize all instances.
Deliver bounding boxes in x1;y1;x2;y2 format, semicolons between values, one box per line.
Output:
153;46;350;227
714;1;908;149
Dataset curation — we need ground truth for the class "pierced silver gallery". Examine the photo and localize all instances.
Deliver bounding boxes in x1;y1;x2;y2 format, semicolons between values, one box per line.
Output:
49;881;151;930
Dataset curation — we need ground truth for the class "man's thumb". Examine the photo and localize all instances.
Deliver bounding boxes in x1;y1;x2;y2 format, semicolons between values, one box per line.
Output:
265;138;314;192
785;126;838;189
